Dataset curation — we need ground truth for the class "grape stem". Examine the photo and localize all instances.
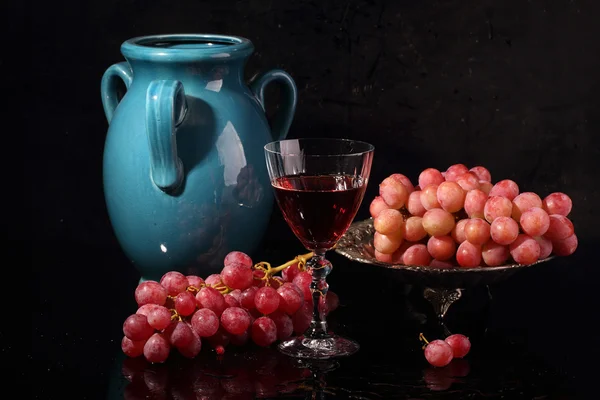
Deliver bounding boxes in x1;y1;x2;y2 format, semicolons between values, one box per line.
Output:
170;308;183;322
252;252;314;284
419;332;430;349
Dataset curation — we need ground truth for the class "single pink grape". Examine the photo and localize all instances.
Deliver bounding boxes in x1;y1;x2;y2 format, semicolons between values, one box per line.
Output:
160;271;190;296
544;214;575;241
464;218;491;245
174;291;197;317
437;181;466;213
240;286;259;309
136;303;159;317
121;336;146;358
469;166;491;182
427;236;456;261
520;207;550;237
393;173;415;193
464;189;487;219
135;281;167;307
373;231;403;254
534;236;553;259
456;241;482;268
123;314;155;341
224;251;253;269
445;164;469;182
221;263;254;290
292;272;313;301
420;184;441;210
402;244;432;266
186;275;204;289
143;333;170;363
147;305;172;330
456;172;480;191
422;209;455;236
379;175;410;209
277;283;304;315
270;310;294;341
484;196;513;223
445;334;471;358
292;303;312;334
509;234;541;265
489;179;519;200
166;320;195;349
481;240;510;266
224;293;240;308
424;339;454;367
178;324;202;358
190;308;220;337
407;190;427;217
490;216;519;245
552;234;578;256
281;263;300;282
451;219;468;243
373;208;405;235
254;286;280;315
196;287;227;316
419;168;445;188
512;192;542;220
404;216;427;242
251;317;277;347
543;192;573;216
221;307;251;335
370;196;390;218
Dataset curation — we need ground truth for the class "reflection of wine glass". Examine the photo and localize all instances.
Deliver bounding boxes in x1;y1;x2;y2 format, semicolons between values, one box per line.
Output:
264;138;374;359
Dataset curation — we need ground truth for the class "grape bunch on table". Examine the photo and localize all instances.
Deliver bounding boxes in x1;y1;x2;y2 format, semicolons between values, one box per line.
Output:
370;164;577;268
121;251;339;363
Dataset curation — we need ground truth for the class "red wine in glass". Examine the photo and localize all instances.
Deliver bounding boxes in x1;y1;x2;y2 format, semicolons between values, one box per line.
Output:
264;138;374;359
272;174;367;250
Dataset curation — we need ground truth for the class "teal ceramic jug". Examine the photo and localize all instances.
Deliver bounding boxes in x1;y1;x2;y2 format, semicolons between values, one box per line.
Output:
101;34;297;281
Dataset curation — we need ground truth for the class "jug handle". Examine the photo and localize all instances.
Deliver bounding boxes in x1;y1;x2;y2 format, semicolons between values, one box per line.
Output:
146;80;188;193
101;62;133;123
249;69;297;140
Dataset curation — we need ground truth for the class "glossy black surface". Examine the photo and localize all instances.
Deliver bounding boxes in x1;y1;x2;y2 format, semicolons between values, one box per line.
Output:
25;0;599;398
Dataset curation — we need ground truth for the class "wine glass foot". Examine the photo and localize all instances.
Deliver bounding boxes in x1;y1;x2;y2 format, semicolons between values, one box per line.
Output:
278;334;360;360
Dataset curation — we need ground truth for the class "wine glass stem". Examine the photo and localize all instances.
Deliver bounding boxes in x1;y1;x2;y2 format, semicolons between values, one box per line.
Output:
306;250;331;339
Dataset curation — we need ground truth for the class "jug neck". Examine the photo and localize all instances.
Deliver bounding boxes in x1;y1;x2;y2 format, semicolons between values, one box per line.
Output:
121;34;254;87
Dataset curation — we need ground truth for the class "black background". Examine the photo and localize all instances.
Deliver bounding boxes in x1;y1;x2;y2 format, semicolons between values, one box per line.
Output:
25;0;599;398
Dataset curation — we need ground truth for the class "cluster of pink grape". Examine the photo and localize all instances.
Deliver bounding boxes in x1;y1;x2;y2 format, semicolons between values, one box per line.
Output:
121;251;339;363
370;164;577;268
422;333;471;368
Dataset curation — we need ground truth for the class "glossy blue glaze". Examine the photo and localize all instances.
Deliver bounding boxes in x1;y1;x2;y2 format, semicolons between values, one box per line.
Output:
101;34;297;281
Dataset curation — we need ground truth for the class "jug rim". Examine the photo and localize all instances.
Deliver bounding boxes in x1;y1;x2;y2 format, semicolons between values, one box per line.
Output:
121;34;254;62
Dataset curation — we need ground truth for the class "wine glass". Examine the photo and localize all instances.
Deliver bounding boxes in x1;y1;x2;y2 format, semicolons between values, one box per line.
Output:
264;138;374;359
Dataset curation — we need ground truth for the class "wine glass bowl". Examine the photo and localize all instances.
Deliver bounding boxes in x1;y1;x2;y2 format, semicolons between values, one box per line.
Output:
265;138;374;359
